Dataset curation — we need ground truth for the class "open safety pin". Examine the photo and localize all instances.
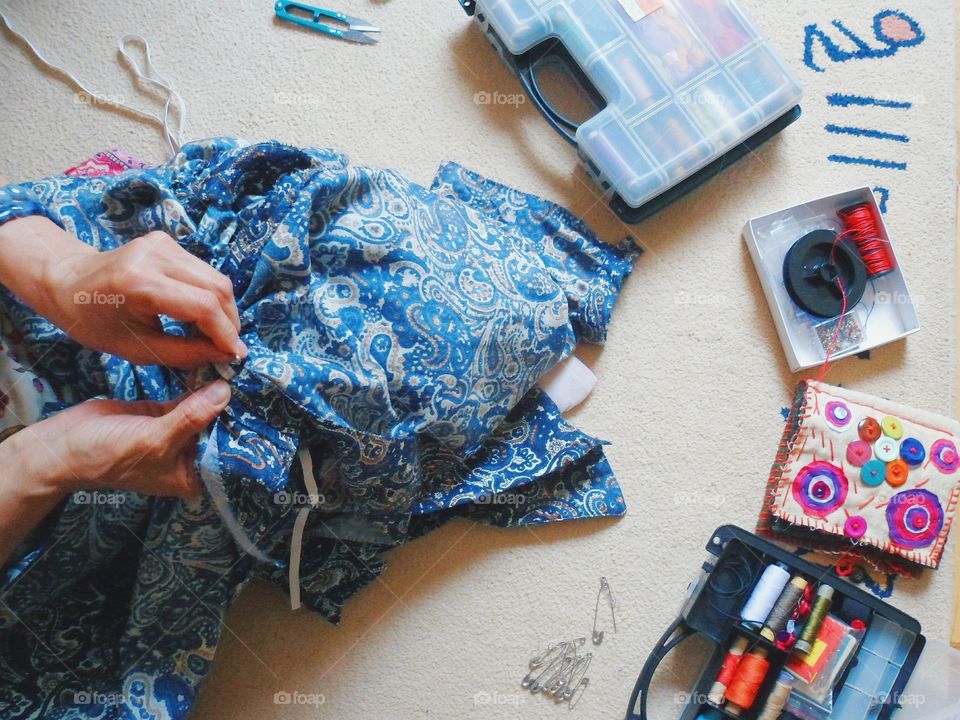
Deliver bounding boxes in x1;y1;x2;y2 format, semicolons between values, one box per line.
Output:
592;577;616;645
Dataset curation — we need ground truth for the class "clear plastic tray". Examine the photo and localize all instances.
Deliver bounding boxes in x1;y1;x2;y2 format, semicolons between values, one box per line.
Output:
474;0;802;209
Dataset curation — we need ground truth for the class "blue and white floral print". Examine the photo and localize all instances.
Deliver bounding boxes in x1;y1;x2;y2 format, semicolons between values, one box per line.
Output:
0;138;638;719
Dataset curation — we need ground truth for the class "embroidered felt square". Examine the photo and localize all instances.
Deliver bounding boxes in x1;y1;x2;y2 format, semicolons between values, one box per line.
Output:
758;380;960;571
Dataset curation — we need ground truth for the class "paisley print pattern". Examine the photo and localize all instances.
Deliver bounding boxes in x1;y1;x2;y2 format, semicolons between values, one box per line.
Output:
0;138;638;718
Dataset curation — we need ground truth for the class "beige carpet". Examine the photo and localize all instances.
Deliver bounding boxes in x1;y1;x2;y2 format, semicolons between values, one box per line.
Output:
0;1;956;718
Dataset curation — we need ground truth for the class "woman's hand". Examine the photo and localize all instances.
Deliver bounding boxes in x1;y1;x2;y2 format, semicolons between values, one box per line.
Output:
0;216;247;369
20;380;231;494
0;381;231;564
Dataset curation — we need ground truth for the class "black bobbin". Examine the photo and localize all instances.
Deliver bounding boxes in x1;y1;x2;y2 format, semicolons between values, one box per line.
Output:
783;230;867;318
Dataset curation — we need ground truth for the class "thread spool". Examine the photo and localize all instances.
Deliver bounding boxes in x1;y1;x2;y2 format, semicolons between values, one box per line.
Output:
761;575;808;641
707;635;749;705
838;203;896;278
741;563;791;628
725;648;770;715
795;584;835;655
756;670;795;720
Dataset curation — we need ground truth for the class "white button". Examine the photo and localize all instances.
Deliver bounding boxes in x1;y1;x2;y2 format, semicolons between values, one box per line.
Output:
874;438;899;462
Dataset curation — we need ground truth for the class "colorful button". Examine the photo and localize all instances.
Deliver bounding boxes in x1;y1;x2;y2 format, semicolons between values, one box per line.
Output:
931;439;959;474
874;437;899;462
886;459;909;487
844;515;868;540
881;416;904;440
861;459;886;487
858;417;881;442
846;440;872;467
825;400;852;430
899;437;925;466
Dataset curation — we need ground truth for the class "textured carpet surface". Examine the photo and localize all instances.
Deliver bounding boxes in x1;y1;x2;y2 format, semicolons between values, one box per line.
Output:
0;1;955;718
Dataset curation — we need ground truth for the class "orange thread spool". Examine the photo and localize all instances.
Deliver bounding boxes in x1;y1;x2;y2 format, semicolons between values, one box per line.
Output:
725;650;770;713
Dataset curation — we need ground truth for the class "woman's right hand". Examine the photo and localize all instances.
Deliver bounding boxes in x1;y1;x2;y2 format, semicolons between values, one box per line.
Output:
0;216;247;369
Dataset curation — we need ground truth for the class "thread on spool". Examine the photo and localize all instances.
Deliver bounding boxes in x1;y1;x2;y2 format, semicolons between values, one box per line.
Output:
725;649;770;714
795;584;835;655
707;635;750;705
756;670;795;720
838;203;896;278
761;575;809;641
740;563;791;628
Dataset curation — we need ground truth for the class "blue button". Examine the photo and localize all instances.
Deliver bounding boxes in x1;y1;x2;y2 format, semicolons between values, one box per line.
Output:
861;459;886;487
900;437;925;466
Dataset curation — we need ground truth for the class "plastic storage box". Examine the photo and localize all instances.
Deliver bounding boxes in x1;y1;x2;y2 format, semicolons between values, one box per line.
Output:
459;0;803;222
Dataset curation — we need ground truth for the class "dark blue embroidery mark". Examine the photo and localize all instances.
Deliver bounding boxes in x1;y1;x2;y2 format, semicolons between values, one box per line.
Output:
827;93;912;110
873;187;890;214
824;124;909;144
804;10;925;72
827;155;907;171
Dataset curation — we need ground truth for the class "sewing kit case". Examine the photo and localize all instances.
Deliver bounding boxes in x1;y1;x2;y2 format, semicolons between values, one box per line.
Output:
457;0;803;222
626;526;960;720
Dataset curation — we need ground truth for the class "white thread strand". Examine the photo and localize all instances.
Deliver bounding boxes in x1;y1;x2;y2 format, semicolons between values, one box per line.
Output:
198;428;274;565
0;9;186;157
289;447;322;610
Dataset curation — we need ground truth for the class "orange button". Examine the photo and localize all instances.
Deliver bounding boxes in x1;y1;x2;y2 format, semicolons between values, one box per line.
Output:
886;459;909;487
858;417;881;442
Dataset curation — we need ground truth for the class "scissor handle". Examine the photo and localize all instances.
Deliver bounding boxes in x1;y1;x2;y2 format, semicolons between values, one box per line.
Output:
274;1;347;38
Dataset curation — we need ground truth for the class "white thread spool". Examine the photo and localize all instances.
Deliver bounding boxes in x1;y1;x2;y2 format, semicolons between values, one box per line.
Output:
740;563;791;627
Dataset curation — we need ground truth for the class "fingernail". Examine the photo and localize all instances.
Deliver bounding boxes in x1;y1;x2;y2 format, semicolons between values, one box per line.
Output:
201;380;231;406
235;340;249;360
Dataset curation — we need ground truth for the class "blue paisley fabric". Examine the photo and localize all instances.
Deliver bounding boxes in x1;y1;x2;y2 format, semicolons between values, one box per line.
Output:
0;138;638;719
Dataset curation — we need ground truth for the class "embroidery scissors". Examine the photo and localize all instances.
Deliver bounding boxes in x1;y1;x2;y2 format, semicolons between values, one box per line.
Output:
274;2;381;45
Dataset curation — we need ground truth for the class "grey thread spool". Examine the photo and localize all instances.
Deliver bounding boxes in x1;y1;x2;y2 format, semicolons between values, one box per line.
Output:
795;584;835;655
761;575;808;642
757;670;794;720
740;563;791;628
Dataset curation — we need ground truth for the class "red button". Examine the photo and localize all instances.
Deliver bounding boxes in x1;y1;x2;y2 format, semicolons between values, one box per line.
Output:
858;417;881;442
886;459;909;487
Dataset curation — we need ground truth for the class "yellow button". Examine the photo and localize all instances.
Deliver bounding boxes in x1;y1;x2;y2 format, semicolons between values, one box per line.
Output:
881;416;904;440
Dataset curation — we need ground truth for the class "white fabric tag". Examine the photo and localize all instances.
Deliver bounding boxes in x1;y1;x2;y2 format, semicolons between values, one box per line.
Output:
538;356;598;413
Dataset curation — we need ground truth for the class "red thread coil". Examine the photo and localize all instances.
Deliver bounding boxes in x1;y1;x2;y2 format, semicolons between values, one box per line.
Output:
838;203;896;278
725;651;771;710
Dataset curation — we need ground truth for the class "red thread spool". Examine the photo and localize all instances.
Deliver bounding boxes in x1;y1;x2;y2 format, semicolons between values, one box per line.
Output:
725;650;771;712
838;203;896;278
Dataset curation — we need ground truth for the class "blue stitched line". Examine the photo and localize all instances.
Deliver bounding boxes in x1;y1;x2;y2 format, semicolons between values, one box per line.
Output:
827;93;912;110
864;573;896;599
825;124;909;143
827;154;907;171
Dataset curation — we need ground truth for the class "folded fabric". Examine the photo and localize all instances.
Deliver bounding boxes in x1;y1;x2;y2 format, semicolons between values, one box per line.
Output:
758;380;960;573
0;138;639;719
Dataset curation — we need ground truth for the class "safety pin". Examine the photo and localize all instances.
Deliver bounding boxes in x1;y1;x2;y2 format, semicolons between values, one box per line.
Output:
523;649;566;691
533;652;576;695
556;654;592;703
592;577;617;645
568;677;590;710
547;651;591;696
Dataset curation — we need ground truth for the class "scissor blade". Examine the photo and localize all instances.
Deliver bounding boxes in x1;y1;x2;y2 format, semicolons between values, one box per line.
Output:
340;14;381;33
342;29;378;44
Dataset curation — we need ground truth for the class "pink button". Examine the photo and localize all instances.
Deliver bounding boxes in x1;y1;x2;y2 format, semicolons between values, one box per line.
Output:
846;440;872;467
845;515;868;540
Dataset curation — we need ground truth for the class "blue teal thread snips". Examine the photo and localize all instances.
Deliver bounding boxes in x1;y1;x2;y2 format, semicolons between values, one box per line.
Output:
274;1;381;44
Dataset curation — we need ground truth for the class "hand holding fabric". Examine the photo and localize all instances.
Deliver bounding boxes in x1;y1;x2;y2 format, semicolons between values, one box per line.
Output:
0;217;246;369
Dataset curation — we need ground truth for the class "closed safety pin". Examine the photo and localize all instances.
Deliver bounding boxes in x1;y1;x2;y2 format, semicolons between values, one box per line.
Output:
592;577;616;645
